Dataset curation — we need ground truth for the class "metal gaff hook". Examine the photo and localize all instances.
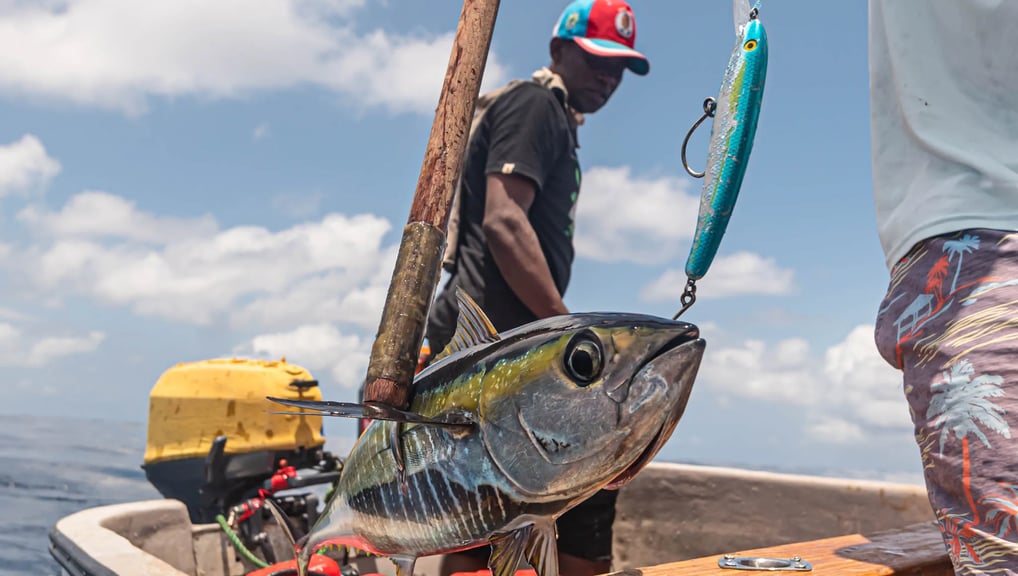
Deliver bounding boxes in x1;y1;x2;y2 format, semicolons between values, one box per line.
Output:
681;96;717;179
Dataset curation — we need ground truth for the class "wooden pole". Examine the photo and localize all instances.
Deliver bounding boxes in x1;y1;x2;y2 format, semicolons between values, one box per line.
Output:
361;0;500;410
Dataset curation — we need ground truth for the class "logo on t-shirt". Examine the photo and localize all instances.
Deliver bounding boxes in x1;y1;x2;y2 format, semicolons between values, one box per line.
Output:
565;166;580;237
566;190;578;237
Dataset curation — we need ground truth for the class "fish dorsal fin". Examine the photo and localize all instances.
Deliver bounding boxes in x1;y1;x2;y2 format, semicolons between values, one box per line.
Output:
432;288;500;363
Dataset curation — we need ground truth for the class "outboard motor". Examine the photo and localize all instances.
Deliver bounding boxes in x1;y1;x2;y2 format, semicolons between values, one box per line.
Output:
141;358;335;523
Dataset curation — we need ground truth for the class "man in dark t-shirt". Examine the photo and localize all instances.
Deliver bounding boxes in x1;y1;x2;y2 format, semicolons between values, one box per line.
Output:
426;2;650;576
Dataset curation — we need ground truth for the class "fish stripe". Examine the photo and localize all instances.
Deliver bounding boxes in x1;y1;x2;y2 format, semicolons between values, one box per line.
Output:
442;472;472;541
424;472;447;548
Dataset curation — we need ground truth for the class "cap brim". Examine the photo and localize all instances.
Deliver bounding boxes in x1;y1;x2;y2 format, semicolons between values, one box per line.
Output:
574;37;649;76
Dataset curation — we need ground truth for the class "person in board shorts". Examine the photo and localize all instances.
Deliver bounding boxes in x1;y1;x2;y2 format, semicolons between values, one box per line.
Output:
870;1;1018;573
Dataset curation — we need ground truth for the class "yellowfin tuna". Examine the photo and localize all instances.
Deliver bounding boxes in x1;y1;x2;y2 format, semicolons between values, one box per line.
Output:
270;291;705;576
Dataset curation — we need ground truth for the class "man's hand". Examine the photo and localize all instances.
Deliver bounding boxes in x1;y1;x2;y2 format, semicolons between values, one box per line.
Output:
483;173;569;319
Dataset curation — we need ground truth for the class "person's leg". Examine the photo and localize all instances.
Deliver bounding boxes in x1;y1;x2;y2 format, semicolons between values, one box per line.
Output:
439;490;619;576
875;229;1018;575
555;489;619;576
439;547;489;576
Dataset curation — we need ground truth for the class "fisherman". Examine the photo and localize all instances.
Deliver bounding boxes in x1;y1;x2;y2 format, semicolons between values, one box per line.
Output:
869;1;1018;572
420;1;649;575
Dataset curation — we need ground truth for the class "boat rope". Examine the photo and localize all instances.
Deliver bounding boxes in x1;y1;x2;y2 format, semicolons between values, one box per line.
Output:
215;513;270;569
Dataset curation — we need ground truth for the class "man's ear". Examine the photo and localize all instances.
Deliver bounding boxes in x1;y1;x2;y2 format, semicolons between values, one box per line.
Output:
550;37;567;64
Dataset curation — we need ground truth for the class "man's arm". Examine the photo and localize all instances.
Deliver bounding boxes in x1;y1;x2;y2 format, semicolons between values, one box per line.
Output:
483;172;569;319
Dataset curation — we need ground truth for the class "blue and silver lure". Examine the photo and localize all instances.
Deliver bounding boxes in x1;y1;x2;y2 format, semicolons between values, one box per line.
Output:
677;0;767;317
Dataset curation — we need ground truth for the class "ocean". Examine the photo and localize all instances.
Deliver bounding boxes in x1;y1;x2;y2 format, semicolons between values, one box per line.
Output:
0;414;159;575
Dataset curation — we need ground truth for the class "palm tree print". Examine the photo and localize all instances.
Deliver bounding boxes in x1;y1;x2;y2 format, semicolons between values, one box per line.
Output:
983;483;1018;539
927;358;1011;562
929;359;1010;457
943;234;980;294
939;509;982;564
926;255;950;301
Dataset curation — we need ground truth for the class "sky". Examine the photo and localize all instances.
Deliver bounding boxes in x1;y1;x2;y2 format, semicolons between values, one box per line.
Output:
0;1;924;484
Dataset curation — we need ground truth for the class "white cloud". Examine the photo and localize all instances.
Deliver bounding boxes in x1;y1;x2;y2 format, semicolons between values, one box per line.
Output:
0;0;507;115
0;321;104;367
26;331;105;366
703;337;820;406
0;322;19;351
18;191;217;243
641;251;796;302
239;323;370;389
574;166;699;265
806;418;865;444
10;191;394;326
0;134;61;197
232;245;397;332
822;325;912;429
0;306;29;321
699;324;912;442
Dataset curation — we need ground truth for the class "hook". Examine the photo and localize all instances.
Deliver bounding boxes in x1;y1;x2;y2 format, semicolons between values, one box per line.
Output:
671;278;698;320
681;97;717;179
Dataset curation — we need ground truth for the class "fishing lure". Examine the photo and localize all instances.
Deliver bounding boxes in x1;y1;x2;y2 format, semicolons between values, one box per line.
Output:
676;0;768;318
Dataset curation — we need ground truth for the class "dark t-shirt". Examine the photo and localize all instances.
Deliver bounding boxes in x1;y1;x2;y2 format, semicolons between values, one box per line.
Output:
426;80;581;354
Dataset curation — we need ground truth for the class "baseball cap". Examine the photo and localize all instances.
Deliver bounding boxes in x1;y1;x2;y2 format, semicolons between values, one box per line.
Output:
553;0;649;76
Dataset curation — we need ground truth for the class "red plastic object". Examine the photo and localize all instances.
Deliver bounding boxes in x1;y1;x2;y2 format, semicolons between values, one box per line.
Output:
450;571;537;576
270;459;299;492
246;554;342;576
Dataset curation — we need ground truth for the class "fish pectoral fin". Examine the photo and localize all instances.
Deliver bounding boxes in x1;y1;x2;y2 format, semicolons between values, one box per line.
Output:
488;525;532;576
432;288;501;363
524;518;559;576
387;420;409;490
266;397;475;429
262;497;306;574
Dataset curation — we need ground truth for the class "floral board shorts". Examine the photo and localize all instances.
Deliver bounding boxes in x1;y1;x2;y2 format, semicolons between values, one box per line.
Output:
875;229;1018;575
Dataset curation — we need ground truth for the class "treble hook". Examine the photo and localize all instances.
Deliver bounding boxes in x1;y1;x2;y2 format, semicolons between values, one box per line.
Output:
680;97;717;179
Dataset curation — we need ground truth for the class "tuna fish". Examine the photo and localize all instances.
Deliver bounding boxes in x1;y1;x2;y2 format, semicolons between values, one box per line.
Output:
269;290;705;576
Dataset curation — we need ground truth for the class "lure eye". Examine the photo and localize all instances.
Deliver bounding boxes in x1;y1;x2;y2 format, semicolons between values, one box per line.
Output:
564;332;603;386
744;39;758;52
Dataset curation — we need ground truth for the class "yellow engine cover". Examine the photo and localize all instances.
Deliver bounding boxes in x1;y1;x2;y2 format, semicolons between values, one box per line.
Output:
144;357;326;465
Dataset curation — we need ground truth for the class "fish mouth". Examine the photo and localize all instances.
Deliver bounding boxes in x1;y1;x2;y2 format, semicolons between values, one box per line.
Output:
604;337;705;490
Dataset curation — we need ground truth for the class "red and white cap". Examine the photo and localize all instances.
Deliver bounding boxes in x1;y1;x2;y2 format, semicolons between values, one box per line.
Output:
552;0;649;76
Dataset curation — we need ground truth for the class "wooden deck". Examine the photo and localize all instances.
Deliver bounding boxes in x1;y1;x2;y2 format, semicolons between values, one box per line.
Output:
610;522;953;576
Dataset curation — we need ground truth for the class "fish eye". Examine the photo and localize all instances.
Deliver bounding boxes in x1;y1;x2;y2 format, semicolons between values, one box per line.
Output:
743;39;758;51
564;332;603;385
